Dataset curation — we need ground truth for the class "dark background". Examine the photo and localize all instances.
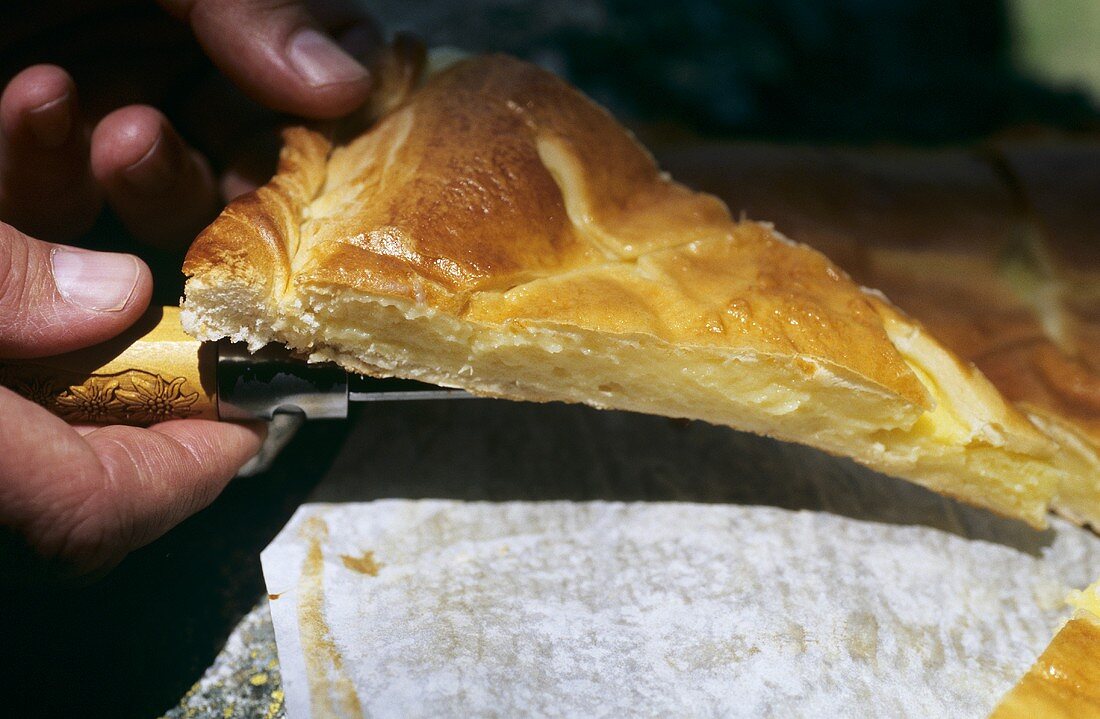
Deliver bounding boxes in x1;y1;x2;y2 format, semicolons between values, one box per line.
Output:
367;0;1100;143
2;1;1099;717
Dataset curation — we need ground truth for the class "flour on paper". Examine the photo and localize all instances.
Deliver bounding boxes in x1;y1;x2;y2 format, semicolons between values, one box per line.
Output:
262;500;1100;719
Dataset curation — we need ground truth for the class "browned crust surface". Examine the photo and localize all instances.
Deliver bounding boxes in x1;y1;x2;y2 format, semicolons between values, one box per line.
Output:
990;611;1100;719
185;55;934;407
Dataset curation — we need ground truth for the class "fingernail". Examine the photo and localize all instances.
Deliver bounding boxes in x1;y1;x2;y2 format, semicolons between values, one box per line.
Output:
122;127;183;195
27;94;72;149
287;27;369;87
51;248;140;312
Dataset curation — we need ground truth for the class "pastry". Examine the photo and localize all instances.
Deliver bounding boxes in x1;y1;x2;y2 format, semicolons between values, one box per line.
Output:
182;54;1074;527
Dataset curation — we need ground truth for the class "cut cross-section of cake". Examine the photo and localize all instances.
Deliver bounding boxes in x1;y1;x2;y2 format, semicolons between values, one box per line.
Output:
182;53;1074;527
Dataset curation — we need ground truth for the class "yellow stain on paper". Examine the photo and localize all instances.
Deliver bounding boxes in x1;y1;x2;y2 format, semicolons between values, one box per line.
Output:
339;550;382;576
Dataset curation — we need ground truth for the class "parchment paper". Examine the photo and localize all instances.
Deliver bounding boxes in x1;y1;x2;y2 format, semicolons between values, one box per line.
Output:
259;400;1100;718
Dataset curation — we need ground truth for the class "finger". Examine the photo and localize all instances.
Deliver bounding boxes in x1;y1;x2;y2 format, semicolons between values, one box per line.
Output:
90;105;219;250
0;65;102;242
0;222;151;358
0;388;104;573
160;0;376;119
80;420;265;563
0;387;263;573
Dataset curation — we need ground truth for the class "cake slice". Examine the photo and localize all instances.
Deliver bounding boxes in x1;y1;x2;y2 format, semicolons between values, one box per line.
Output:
182;54;1071;527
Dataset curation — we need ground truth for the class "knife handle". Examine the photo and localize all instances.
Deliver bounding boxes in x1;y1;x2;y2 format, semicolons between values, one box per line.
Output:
0;306;218;426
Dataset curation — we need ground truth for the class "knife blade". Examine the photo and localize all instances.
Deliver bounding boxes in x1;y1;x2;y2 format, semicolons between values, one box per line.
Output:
0;306;469;427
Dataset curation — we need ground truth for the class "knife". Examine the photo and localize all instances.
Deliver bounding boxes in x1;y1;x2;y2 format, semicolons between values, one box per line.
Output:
0;305;468;426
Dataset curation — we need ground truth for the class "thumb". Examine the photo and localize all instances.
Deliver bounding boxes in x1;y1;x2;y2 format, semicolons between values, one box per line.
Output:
160;0;375;119
0;222;152;359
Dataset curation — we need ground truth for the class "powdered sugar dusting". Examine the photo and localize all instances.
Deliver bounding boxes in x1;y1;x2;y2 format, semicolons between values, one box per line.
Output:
263;500;1100;718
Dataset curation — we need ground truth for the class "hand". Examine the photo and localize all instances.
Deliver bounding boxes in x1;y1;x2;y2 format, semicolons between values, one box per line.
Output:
0;0;381;247
0;0;382;576
0;224;264;577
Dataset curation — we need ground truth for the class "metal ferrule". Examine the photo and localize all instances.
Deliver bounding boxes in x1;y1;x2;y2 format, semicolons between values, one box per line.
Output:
216;341;349;421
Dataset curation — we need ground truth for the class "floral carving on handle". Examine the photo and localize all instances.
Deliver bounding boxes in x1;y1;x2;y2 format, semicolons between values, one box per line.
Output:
0;364;200;425
114;375;199;424
55;379;124;422
18;375;63;411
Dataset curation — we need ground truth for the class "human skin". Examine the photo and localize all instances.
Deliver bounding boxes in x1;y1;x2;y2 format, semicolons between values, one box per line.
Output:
0;0;381;576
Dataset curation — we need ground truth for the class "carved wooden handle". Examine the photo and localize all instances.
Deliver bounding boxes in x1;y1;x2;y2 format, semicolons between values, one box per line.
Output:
0;306;217;426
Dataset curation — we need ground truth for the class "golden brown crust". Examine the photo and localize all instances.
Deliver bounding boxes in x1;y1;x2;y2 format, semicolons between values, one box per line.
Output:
190;55;929;406
990;611;1100;719
294;55;736;301
183;36;429;298
183;127;331;295
311;58;927;402
183;55;1074;526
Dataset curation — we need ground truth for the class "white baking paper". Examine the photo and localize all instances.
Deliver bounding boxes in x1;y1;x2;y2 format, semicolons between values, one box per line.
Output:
262;499;1100;719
